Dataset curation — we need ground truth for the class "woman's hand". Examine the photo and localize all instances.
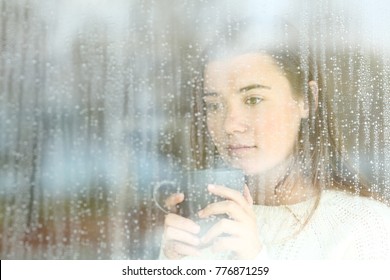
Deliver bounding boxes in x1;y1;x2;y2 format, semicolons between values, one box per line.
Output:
162;193;202;259
197;184;262;259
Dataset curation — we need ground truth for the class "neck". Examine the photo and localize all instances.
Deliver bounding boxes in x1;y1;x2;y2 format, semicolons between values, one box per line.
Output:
247;157;318;206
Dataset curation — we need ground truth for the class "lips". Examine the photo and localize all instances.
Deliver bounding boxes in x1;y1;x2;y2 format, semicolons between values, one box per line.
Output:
227;144;257;155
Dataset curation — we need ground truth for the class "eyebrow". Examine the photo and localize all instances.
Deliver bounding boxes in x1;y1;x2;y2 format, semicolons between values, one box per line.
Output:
203;83;271;97
239;84;271;93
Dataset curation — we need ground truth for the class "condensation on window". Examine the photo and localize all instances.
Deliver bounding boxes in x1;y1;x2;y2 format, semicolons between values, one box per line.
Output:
1;0;390;259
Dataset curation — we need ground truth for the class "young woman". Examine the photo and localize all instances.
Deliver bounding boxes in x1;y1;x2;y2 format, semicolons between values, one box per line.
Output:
159;19;390;260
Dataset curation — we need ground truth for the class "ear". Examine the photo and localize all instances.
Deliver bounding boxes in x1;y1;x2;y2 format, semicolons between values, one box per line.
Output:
301;81;318;119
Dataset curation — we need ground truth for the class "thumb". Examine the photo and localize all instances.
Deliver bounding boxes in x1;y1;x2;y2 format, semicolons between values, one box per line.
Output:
164;193;185;213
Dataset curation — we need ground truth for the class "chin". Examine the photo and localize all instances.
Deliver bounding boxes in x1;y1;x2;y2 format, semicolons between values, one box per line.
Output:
227;158;269;176
230;155;287;176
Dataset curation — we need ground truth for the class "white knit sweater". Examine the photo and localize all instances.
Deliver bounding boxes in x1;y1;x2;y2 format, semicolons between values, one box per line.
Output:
160;190;390;260
254;190;390;259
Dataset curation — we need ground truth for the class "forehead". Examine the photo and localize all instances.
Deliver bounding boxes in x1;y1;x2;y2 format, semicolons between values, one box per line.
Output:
204;53;283;89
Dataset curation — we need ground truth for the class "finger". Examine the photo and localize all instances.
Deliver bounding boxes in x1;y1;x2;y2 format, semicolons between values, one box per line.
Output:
164;193;184;212
212;237;259;259
163;240;183;260
198;200;251;222
200;218;241;244
243;185;253;205
163;241;201;259
165;213;200;234
165;226;201;247
164;241;201;258
212;236;240;254
207;184;251;212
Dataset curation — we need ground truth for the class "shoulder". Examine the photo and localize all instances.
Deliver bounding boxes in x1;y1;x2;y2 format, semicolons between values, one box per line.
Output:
315;190;390;259
318;189;390;221
316;189;390;227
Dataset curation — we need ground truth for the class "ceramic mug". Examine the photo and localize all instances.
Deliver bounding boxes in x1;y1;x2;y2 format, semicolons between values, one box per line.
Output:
153;168;245;235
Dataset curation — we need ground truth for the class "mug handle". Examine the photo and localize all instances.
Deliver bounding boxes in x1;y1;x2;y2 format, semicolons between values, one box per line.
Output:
152;180;177;214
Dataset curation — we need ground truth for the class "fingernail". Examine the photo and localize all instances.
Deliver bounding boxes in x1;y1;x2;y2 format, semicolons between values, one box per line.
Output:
208;184;216;190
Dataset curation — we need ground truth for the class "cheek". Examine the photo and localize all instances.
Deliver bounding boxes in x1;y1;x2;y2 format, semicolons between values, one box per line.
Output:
256;106;301;148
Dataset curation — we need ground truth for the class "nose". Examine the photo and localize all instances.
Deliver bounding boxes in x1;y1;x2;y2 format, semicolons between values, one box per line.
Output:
223;102;248;135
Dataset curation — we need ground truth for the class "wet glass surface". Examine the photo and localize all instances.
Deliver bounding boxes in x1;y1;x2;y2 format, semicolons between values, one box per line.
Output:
1;0;390;259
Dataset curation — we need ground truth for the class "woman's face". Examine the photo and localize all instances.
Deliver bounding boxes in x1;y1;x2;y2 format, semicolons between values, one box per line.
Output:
203;53;307;175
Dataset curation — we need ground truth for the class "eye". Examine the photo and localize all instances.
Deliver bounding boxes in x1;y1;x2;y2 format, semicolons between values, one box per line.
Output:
205;102;224;112
244;96;263;105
